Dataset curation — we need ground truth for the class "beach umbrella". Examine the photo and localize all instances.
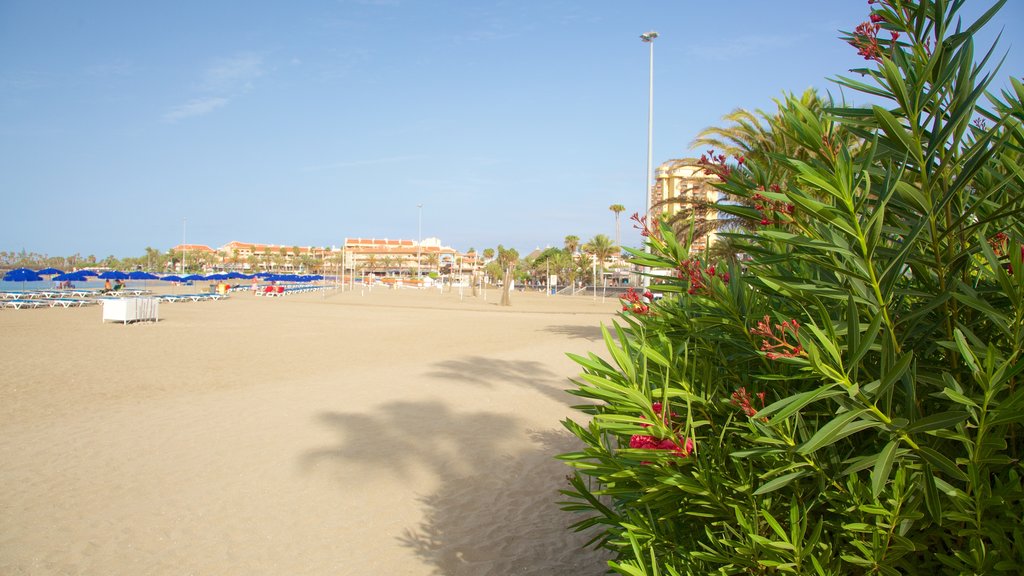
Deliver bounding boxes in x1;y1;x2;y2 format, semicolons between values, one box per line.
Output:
98;270;129;280
181;274;206;282
227;272;248;279
37;267;64;275
53;271;89;282
77;269;98;276
127;270;159;289
3;268;42;283
206;273;229;280
160;275;183;282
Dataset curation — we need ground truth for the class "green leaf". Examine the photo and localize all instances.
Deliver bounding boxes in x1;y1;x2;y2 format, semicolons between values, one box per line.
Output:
798;409;875;455
904;411;969;434
921;462;943;524
761;510;790;543
754;470;809;495
872;352;914;401
872;105;918;160
941;387;980;410
759;383;841;424
871;440;900;498
952;328;982;376
917;446;968;482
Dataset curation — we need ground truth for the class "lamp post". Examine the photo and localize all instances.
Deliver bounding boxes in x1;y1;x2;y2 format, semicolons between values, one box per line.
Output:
417;204;423;278
641;30;658;288
182;217;187;274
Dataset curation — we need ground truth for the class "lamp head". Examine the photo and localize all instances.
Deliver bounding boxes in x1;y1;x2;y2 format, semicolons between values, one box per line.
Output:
640;31;658;42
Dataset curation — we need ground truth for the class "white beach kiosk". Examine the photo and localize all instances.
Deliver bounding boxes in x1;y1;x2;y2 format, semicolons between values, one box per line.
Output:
101;297;159;324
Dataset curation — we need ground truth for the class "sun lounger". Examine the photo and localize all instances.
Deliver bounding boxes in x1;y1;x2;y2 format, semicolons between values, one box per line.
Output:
48;298;96;308
2;299;48;309
155;294;186;303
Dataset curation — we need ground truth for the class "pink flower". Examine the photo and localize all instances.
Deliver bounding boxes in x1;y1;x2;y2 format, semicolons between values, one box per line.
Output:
750;315;806;360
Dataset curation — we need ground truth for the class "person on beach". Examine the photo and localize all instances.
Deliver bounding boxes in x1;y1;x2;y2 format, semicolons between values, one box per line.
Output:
103;278;112;293
251;278;259;294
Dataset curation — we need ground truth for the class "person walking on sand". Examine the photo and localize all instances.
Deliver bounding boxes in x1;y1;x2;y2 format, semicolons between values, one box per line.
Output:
250;277;259;295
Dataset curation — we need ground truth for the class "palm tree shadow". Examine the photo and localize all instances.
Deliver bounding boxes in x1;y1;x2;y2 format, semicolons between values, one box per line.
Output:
299;405;610;575
425;356;574;405
397;428;612;575
542;324;607;341
300;401;519;480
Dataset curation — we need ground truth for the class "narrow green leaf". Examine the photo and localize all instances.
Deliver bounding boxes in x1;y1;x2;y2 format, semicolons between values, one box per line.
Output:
941;387;979;409
872;352;913;400
917;446;968;482
871;440;900;498
798;409;869;455
761;510;790;543
849;311;883;370
760;383;841;424
872;105;918;160
753;470;808;495
904;411;969;434
952;328;981;376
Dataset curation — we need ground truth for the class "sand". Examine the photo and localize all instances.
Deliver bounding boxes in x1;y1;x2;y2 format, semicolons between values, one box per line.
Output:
0;285;621;575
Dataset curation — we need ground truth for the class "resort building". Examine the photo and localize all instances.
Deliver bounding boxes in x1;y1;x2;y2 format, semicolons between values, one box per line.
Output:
340;237;463;277
169;238;479;278
168;244;217;272
652;158;723;253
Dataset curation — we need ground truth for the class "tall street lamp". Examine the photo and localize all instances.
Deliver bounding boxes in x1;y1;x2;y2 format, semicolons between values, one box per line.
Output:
182;217;187;273
641;30;658;288
417;204;423;278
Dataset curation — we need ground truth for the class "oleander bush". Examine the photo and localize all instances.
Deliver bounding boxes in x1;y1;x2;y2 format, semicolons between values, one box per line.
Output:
559;1;1024;574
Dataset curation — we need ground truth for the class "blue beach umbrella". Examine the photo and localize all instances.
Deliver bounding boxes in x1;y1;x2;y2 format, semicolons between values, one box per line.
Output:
98;270;129;280
3;268;42;283
127;270;159;289
161;275;183;282
53;271;89;282
37;267;64;275
181;274;206;282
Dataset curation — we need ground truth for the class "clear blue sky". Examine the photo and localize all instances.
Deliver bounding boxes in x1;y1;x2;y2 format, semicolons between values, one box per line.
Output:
2;1;1021;259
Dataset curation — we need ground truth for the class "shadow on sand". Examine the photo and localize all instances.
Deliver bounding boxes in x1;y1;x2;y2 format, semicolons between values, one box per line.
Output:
300;402;610;574
424;356;575;406
397;428;611;575
540;324;608;341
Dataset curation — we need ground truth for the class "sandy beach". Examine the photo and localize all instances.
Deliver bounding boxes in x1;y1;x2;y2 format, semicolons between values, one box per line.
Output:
0;285;620;575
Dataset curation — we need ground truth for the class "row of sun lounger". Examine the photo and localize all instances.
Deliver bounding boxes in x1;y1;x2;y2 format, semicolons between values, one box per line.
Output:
0;289;151;300
1;298;98;309
153;293;229;303
254;285;327;297
0;290;223;310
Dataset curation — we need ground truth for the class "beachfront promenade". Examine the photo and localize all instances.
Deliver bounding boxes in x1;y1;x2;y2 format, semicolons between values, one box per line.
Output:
0;286;617;574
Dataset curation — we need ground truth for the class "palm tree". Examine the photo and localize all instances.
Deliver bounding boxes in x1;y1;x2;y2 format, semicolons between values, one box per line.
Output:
564;235;579;256
426;253;440;277
582;234;616;280
608;205;625;249
381;256;397;277
496;245;519;306
669;88;843;255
